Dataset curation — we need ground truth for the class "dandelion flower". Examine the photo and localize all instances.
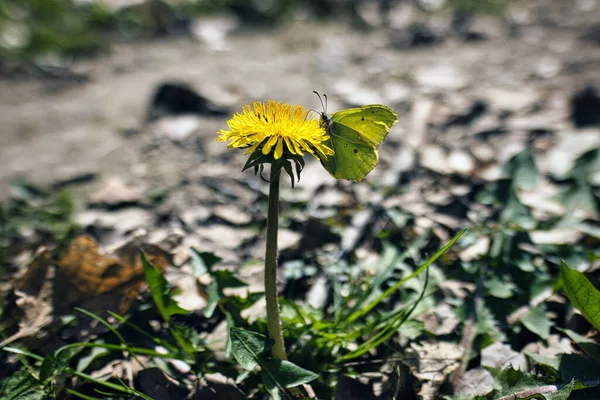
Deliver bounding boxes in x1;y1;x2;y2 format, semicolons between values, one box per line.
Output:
217;100;334;160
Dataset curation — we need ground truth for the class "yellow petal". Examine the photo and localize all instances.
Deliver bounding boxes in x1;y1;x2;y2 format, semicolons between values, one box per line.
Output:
274;138;284;159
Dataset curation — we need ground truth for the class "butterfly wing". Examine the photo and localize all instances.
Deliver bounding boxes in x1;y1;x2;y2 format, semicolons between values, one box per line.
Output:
320;105;397;182
332;105;397;147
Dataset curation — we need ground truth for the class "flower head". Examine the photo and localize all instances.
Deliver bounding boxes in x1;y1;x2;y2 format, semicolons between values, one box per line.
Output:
217;101;334;160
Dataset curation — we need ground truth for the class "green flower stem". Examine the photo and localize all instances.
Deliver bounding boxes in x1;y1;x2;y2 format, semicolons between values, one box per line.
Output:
265;166;287;360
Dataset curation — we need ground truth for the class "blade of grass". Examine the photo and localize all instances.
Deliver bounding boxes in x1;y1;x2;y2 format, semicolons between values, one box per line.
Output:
94;386;154;400
332;277;347;324
58;342;181;359
343;229;465;326
65;388;104;400
338;238;422;326
116;378;155;400
337;267;430;363
75;307;144;368
2;346;44;361
107;311;178;353
3;346;144;397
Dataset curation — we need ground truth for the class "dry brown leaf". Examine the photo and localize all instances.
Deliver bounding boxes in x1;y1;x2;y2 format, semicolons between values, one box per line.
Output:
417;303;460;336
57;234;171;297
455;368;494;397
403;341;462;400
1;248;55;348
16;247;53;292
4;236;175;345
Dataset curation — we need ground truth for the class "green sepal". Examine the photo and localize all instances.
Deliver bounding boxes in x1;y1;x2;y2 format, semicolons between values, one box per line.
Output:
242;147;306;188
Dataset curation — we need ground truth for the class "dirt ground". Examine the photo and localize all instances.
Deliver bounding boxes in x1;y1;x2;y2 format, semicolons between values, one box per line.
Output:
0;0;599;268
1;1;599;201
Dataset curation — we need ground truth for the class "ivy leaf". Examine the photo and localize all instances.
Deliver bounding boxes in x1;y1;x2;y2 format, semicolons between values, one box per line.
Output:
560;261;600;331
141;252;189;322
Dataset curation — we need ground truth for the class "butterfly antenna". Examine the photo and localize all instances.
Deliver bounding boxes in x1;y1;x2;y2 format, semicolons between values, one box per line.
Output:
313;91;326;113
324;94;328;114
306;108;320;120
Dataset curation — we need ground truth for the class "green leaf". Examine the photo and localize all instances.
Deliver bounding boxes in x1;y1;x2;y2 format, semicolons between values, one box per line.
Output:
343;228;466;325
560;261;600;331
566;148;600;183
474;301;506;347
229;327;318;395
504;148;538;190
230;327;273;371
337;267;431;363
485;276;515;299
525;352;560;374
558;353;600;388
500;190;536;229
554;181;600;216
0;368;47;400
189;248;221;278
204;280;221;318
558;328;600;361
204;269;248;318
262;383;282;400
214;270;247;288
488;367;559;400
169;323;205;355
228;292;265;311
262;359;319;388
141;252;189;322
520;305;552;340
547;380;575;400
40;349;72;383
261;360;318;399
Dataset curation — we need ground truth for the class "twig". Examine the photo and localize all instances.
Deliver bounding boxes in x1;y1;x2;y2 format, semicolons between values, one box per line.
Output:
450;271;485;388
498;385;558;400
0;317;53;348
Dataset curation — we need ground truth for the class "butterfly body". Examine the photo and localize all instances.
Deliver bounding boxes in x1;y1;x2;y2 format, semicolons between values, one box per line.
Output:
319;104;398;182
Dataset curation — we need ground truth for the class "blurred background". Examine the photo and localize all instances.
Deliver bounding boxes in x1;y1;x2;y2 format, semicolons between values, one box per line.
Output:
1;0;599;251
1;0;599;194
1;2;600;398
